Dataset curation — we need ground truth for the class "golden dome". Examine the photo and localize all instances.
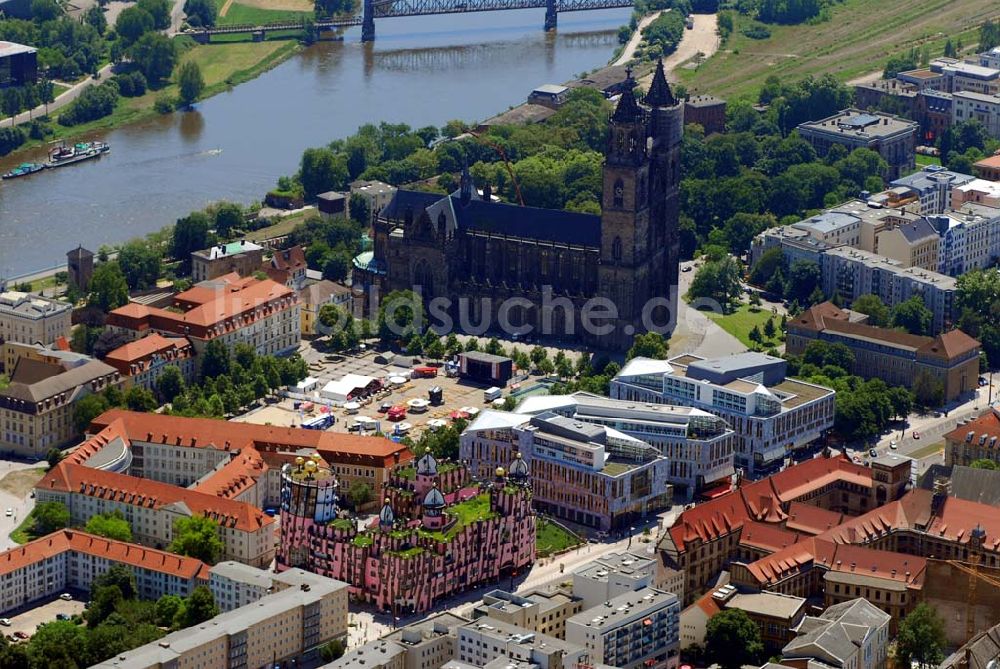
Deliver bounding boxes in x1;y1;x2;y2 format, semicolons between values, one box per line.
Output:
295;456;305;466
496;466;506;477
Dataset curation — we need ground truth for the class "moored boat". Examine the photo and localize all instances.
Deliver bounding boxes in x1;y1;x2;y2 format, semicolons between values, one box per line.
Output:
1;162;45;179
45;140;110;169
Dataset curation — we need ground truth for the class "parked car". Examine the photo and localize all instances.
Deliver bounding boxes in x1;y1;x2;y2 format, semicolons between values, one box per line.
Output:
59;593;72;601
4;508;11;517
13;631;28;639
56;613;71;621
913;431;920;439
681;265;692;272
869;449;878;458
889;441;897;449
0;618;11;627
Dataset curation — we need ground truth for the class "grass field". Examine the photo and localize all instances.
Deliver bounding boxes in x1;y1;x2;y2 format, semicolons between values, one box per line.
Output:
536;519;583;557
9;508;37;545
680;0;996;99
916;154;942;167
215;0;310;26
909;441;945;460
704;304;782;350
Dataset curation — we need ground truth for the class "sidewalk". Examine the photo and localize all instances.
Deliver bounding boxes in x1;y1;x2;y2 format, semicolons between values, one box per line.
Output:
0;63;115;129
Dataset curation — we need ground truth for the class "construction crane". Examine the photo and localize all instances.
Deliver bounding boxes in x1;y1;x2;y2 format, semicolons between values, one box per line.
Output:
466;130;525;207
966;524;987;642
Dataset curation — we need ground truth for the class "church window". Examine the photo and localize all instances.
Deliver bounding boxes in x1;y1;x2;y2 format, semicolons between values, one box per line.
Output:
540;250;550;277
437;212;446;238
613;179;624;208
617;131;625;153
612;237;622;262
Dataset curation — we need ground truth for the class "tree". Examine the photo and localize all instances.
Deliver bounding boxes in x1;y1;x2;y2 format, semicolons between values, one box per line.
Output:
92;563;138;600
377;290;424;344
85;5;108;34
88;262;130;311
157;365;185;402
46;447;63;470
201;339;231;379
180;585;219;627
425;337;445;360
177;61;204;107
300;147;348;200
763;317;776;340
117;241;162;290
626;332;669;360
748;324;763;345
93;329;133;360
784;260;821;304
169;515;224;563
213;202;243;238
33;501;70;534
184;0;217;26
125;385;158;412
687;256;742;310
851;294;890;327
891;296;933;336
321;639;346;662
346;480;373;508
138;0;172;29
155;594;186;628
529;345;548;368
887;386;913;420
896;603;946;669
74;393;111;432
971;458;999;470
129;33;177;84
912;369;944;408
705;609;764;669
349;192;370;226
116;6;154;45
25;620;89;668
172;211;212;272
85;510;133;541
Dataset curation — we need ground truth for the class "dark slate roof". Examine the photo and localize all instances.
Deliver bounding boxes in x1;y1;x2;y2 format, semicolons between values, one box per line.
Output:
919;465;1000;507
612;85;644;123
452;197;601;247
897;218;938;243
644;59;675;107
380;189;443;222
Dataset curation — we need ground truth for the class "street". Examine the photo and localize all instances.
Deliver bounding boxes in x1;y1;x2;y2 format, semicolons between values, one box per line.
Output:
0;461;44;552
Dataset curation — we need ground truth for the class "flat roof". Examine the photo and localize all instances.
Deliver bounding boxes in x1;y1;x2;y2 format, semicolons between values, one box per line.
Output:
532;84;568;94
567;588;676;629
0;41;36;58
727;592;806;620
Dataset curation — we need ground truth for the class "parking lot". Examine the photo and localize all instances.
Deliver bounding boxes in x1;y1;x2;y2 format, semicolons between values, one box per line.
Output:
236;341;572;439
2;595;86;638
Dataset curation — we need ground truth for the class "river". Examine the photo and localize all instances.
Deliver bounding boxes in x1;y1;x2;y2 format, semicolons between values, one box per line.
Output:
0;9;629;278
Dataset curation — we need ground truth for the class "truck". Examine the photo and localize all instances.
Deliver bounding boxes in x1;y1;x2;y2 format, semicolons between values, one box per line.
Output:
302;414;334;430
685;15;694;28
483;386;503;403
428;386;444;405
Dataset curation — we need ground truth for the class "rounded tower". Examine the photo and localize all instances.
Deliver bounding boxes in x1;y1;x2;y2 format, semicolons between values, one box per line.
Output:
277;455;339;569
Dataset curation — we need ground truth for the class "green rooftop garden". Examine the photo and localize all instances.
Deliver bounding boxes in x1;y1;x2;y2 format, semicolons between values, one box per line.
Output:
536;519;583;558
329;518;355;531
396;461;460;480
419;493;496;542
352;535;373;548
388;546;426;559
602;460;640;476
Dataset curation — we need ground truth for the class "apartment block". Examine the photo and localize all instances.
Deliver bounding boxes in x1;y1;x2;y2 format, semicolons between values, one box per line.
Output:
888;165;977;214
930;58;1000;95
945;408;1000;468
818;246;957;333
191;240;265;283
471;590;584;640
511;391;735;500
94;568;349;669
460;409;671;530
929;203;1000;275
0;290;72;368
780;599;891;669
0;357;122;458
0;341;90;383
571;552;657;609
789;209;862;247
974;153;1000;181
299;279;352;336
266;245;308;290
952;177;1000;208
565;587;680;669
0;530;207;615
952;90;1000;138
106;273;300;364
102;333;197;392
797;110;917;180
611;353;835;478
788;303;981;402
457;617;591;669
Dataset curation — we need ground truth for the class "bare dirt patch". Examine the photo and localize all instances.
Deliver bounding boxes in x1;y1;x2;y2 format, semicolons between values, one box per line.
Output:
235;0;314;12
0;468;46;498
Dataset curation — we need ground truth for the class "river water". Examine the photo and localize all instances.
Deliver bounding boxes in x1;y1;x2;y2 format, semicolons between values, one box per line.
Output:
0;9;628;278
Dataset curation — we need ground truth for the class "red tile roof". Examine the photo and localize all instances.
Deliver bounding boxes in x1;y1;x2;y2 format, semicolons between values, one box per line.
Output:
192;449;268;499
945;408;1000;445
0;529;209;580
89;409;412;466
38;462;274;533
739;521;802;553
103;333;194;377
785;502;844;535
65;419;131;466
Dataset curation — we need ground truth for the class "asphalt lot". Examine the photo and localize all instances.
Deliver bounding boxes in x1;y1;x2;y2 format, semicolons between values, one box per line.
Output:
3;596;86;638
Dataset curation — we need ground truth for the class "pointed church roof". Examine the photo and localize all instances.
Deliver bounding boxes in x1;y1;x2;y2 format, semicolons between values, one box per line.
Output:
644;59;675;107
612;72;643;123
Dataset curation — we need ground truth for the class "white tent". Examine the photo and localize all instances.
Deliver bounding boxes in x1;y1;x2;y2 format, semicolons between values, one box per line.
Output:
320;374;377;403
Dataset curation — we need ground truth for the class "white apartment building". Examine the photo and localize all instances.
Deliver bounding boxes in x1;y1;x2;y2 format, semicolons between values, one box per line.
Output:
572;552;657;609
36;462;276;567
611;354;835;479
889;165;977;215
0;530;206;615
565;587;681;669
0;291;72;368
512;391;735;500
790;210;862;247
457;617;591;669
94;568;349;669
929;203;1000;276
932;58;1000;95
952;90;1000;138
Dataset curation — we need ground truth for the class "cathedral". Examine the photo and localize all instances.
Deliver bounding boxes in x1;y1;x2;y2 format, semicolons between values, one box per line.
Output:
353;60;683;350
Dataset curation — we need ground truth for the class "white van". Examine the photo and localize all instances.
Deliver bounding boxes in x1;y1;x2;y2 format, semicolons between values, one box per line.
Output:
483;387;503;403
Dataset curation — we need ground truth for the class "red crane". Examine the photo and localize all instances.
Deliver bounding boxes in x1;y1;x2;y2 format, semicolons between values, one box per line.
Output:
467;130;525;207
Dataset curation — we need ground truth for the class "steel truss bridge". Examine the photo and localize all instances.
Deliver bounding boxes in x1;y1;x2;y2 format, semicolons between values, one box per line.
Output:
183;0;634;42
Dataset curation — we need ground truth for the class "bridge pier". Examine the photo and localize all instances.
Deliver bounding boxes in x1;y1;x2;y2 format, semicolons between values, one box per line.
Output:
362;0;375;41
544;0;557;30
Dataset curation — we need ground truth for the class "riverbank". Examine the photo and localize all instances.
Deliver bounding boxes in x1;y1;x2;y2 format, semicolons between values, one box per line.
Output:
2;39;303;159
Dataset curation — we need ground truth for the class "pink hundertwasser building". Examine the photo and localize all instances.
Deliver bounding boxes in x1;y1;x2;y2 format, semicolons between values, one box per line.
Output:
277;450;536;614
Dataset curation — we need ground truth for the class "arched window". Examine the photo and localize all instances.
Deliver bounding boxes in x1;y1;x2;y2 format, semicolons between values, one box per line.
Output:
612;237;622;262
617;131;625;153
613;179;624;208
437;212;446;238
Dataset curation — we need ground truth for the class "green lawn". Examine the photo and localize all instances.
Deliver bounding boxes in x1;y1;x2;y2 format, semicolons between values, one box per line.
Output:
214;0;311;26
909;441;945;460
9;508;38;545
916;154;942;167
536;519;582;558
703;304;782;350
680;0;990;98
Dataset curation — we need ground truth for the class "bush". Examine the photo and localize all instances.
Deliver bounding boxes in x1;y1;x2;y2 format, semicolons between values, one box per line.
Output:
742;23;771;39
154;94;175;113
0;126;27;156
28;119;53;140
114;70;148;97
642;10;686;60
58;81;120;126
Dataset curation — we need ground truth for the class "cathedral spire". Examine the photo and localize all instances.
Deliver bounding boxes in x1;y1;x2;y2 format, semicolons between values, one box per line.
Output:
612;69;643;123
645;58;675;107
460;159;473;205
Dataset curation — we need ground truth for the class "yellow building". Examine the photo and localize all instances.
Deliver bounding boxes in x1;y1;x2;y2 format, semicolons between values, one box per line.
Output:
298;280;352;336
0;291;72;372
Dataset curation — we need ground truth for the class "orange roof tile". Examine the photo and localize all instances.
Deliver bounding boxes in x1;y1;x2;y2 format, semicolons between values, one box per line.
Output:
65;419;131;466
945;408;1000;445
103;333;192;366
193;449;268;499
739;521;802;553
975;154;1000;169
38;462;274;533
0;529;208;580
785;502;844;535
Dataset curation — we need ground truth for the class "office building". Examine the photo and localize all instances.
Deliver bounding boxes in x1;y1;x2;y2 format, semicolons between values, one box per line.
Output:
611;353;835;477
191;240;265;283
945;408;1000;468
102;333;197;392
106;273;300;363
571;551;657;609
797;110;917;179
0;357;122;458
952;90;1000;138
0;290;72;362
460;409;671;530
788;302;981;402
565;587;680;669
511;392;735;500
0;41;36;85
684;95;726;134
458;617;591;669
471;590;584;639
952;177;1000;209
931;58;1000;95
